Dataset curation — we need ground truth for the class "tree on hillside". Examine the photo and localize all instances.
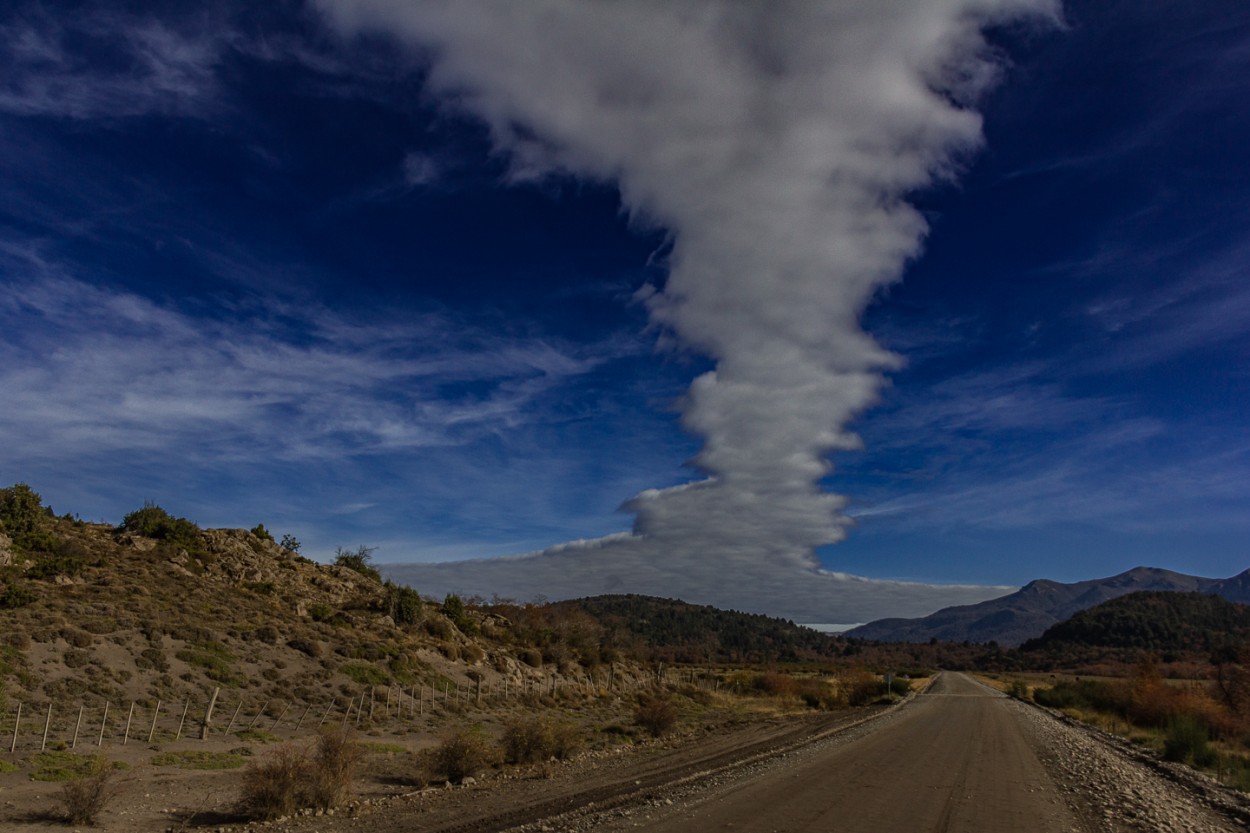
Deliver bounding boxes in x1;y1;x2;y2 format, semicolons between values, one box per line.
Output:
334;545;380;582
0;483;55;552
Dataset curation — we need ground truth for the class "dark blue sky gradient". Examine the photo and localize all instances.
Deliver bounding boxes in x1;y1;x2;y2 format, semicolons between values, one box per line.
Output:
1;0;1247;599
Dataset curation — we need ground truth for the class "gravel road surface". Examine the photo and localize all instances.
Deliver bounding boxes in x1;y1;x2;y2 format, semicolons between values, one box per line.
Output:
256;672;1250;833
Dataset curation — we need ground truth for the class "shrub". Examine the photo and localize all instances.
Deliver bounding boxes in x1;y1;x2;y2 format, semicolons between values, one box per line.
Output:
1008;680;1030;701
280;534;301;553
845;671;887;706
501;717;582;764
793;678;841;710
753;672;797;697
442;593;478;635
0;582;35;610
428;726;498;783
334;546;380;582
1163;715;1217;767
288;638;321;658
251;524;274;542
118;503;204;554
309;729;363;809
634;694;678;737
239;744;311;820
888;676;911;697
383;581;423;626
59;757;119;825
0;483;48;549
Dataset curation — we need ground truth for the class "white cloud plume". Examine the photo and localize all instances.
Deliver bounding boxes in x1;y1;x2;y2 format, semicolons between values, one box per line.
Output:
315;0;1057;621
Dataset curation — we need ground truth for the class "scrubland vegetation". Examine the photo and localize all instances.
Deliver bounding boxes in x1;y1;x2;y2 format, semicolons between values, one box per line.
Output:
0;482;932;825
7;480;1250;827
999;652;1250;789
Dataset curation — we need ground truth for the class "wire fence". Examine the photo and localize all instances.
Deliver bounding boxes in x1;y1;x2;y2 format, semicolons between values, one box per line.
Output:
0;665;712;755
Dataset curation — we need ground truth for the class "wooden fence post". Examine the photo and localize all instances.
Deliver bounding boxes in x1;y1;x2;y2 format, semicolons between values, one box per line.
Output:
176;702;189;741
247;701;269;730
148;700;161;743
40;702;52;752
10;702;21;752
122;702;135;745
294;704;312;732
224;702;243;736
71;705;84;749
98;701;109;746
318;699;336;728
201;688;219;740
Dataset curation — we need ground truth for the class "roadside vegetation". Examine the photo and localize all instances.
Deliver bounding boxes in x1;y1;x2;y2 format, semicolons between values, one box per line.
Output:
994;655;1250;790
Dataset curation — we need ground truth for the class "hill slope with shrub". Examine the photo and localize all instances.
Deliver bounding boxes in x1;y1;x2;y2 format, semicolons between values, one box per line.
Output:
0;483;636;712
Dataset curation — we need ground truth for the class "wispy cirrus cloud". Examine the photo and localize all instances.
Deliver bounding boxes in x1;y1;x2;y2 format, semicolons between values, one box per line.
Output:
0;247;635;467
0;6;230;120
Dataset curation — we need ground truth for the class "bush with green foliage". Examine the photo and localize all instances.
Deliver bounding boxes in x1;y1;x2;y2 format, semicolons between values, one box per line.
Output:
0;482;56;552
250;523;274;542
0;482;43;537
1163;714;1217;766
442;593;478;635
119;502;204;553
334;545;380;582
280;533;301;553
1033;678;1129;715
383;581;423;626
0;582;36;609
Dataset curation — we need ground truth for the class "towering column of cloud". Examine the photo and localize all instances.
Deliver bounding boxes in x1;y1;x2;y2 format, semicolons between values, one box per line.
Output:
317;0;1055;621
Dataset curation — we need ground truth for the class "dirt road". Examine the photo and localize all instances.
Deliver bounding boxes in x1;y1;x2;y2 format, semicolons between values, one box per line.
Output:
555;672;1246;833
584;672;1077;832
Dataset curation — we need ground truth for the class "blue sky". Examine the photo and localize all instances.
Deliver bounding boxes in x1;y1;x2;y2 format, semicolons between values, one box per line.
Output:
2;1;1247;623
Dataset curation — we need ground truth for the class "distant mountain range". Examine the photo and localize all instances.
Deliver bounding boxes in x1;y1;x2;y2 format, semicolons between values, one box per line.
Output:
845;566;1250;647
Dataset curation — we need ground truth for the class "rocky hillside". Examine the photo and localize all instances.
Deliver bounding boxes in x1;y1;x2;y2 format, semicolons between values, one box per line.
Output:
0;484;636;712
845;566;1250;647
